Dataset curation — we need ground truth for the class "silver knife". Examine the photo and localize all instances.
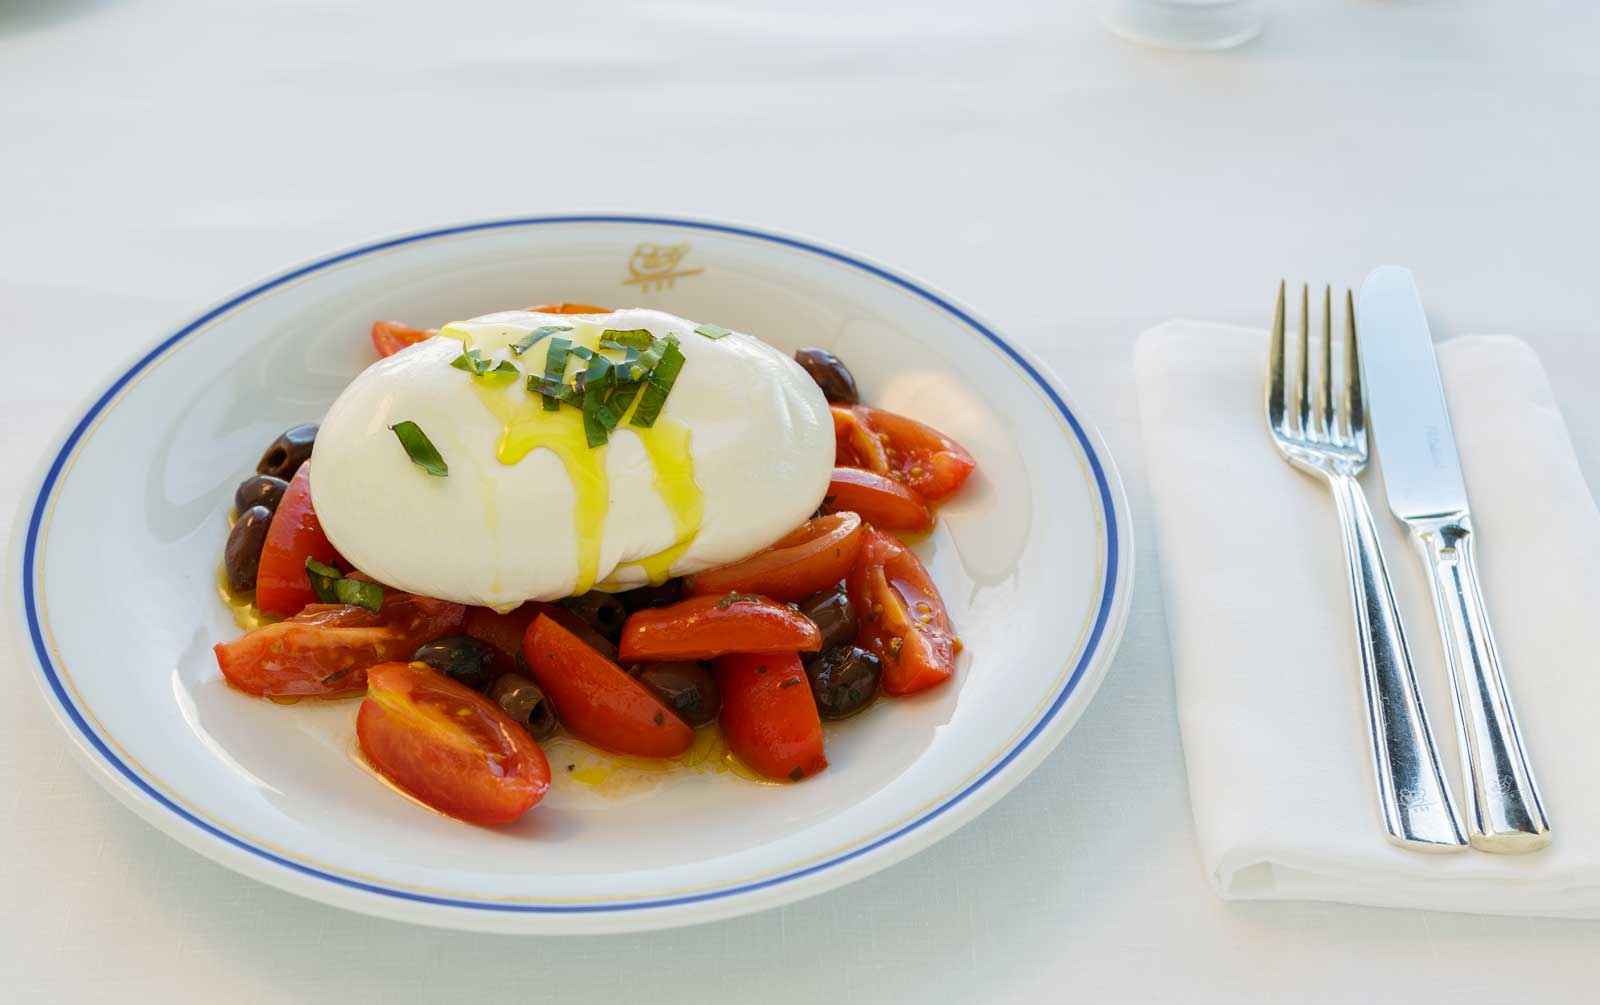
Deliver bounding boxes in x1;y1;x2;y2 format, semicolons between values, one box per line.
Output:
1356;266;1550;853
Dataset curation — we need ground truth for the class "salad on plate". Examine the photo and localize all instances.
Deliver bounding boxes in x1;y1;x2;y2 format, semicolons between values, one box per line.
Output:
214;302;975;825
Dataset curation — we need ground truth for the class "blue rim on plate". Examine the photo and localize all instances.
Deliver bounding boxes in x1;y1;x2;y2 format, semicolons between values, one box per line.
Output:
18;214;1122;915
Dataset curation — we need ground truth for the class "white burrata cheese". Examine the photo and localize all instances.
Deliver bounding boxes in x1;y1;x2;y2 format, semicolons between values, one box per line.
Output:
310;308;834;608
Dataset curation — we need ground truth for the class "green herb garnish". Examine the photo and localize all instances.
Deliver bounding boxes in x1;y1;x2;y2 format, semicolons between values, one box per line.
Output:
511;325;572;356
694;323;732;340
599;328;654;351
304;558;384;612
451;349;519;385
540;337;572;411
390;420;448;477
629;336;684;428
715;592;764;610
593;380;643;433
581;354;617;447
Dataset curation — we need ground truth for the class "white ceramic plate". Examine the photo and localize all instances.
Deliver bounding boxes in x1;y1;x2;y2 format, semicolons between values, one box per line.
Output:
9;215;1133;934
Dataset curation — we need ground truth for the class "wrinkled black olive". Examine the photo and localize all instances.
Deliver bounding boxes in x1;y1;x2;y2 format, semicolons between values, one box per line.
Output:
489;674;558;739
805;645;881;720
561;591;629;642
794;348;859;404
797;587;858;655
224;505;274;593
413;635;497;692
614;578;685;613
631;661;720;727
257;423;318;479
234;474;288;516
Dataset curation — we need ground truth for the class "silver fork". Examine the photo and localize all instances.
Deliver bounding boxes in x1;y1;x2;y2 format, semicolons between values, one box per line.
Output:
1266;282;1467;851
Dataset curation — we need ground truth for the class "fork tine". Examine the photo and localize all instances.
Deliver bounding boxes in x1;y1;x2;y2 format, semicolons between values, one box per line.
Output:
1296;284;1311;435
1266;280;1288;433
1320;285;1334;440
1345;288;1365;446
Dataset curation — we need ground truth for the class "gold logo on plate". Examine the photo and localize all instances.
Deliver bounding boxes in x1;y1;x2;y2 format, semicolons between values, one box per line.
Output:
623;241;703;292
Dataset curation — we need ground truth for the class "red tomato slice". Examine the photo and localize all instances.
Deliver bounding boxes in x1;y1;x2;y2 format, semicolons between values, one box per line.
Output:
370;320;436;358
253;463;343;616
214;593;466;697
526;302;611;314
831;405;975;502
822;468;932;532
687;513;865;602
464;602;617;674
618;595;822;663
358;662;550;824
523;615;695;758
831;404;889;473
714;651;827;782
845;528;959;695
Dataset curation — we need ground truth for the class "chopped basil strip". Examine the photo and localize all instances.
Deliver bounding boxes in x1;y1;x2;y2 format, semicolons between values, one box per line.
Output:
511;324;572;356
390;420;448;477
581;355;617;447
527;375;582;408
334;577;384;612
594;380;643;432
304;558;384;613
483;359;520;385
694;323;732;340
452;349;518;384
450;348;490;375
629;336;685;428
305;558;342;603
600;328;654;351
541;337;572;411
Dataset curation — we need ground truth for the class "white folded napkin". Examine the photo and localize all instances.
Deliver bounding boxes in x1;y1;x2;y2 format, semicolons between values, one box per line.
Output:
1135;322;1600;918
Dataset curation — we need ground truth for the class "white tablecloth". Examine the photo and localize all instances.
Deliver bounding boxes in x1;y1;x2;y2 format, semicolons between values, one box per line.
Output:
4;1;1600;1001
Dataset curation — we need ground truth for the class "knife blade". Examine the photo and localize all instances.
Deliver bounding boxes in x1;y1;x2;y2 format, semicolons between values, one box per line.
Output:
1354;265;1551;853
1354;266;1469;521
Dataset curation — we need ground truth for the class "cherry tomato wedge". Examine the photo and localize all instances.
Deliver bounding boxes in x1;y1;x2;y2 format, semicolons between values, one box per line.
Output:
845;528;959;695
830;404;889;473
687;513;865;602
253;463;344;616
370;320;436;358
822;467;932;532
214;593;466;697
357;662;550;824
830;405;975;502
714;651;827;782
526;302;610;314
464;602;617;676
618;594;822;663
523;615;695;758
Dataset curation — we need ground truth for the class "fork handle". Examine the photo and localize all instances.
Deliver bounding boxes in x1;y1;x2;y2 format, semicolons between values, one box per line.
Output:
1327;474;1467;850
1410;516;1550;852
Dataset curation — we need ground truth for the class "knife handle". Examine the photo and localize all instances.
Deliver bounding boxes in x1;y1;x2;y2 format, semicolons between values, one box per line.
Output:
1412;516;1551;853
1328;474;1466;851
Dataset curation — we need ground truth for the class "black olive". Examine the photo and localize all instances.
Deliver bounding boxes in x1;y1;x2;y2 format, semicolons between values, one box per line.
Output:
805;645;881;720
614;578;685;613
632;661;719;727
489;674;558;740
234;474;288;516
412;635;497;692
257;423;318;479
798;586;858;655
794;348;859;405
224;505;273;593
561;591;629;642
